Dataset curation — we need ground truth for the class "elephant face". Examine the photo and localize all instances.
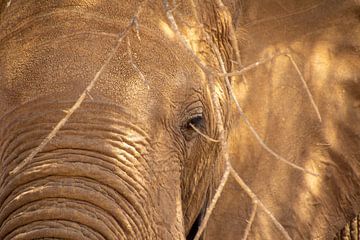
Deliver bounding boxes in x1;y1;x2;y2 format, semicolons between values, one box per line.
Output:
0;1;236;239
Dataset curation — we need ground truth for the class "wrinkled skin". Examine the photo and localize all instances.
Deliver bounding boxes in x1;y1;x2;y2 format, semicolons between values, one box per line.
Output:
207;0;360;239
0;0;236;239
0;0;359;240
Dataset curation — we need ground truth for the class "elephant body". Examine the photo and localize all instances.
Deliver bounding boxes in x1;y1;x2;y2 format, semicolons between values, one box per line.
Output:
207;0;360;239
0;0;359;239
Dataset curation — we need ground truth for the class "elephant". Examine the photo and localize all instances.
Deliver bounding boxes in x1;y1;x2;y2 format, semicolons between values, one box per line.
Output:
0;0;359;240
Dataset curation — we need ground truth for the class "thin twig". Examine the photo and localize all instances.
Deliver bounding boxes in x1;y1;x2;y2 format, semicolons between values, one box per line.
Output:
190;123;220;143
163;1;232;239
219;52;287;78
214;0;245;85
127;37;149;89
85;89;94;100
286;54;322;123
132;16;141;41
229;165;292;240
224;75;318;176
193;162;231;240
162;0;214;75
220;52;322;123
241;200;258;240
10;6;145;175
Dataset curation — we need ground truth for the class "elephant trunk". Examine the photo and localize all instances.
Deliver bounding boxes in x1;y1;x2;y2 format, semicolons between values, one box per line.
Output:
0;167;152;239
0;101;182;239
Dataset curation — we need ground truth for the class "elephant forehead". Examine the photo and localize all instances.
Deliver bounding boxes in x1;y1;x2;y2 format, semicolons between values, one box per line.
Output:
95;55;204;119
96;31;204;106
0;17;204;119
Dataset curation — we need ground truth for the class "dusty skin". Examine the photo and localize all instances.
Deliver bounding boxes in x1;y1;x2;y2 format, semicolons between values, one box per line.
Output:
208;0;360;239
0;0;359;239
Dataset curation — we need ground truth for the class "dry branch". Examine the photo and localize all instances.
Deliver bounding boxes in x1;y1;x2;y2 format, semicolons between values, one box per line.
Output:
241;200;258;240
127;37;149;89
10;4;146;175
286;54;322;122
229;166;292;240
219;52;286;78
162;0;214;75
193;162;231;240
190;123;220;143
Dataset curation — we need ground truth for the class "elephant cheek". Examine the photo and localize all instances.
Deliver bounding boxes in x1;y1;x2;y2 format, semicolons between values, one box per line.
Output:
0;102;183;239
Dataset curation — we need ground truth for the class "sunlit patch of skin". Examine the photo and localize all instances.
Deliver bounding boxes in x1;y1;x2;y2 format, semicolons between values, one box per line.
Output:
6;0;11;8
322;58;358;148
269;54;290;88
183;24;202;54
332;50;360;86
231;74;248;102
80;0;106;7
176;187;186;240
303;149;324;198
258;45;283;68
308;41;333;90
294;143;339;238
257;45;296;89
159;20;175;40
214;81;226;104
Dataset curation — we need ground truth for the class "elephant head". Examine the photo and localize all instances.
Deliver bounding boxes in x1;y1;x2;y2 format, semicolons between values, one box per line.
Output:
0;0;238;239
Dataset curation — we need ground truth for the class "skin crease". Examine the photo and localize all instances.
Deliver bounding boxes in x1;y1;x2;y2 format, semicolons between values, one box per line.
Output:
0;0;359;240
0;0;234;239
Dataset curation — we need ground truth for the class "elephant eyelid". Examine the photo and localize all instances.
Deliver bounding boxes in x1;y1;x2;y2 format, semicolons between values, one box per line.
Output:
180;100;206;140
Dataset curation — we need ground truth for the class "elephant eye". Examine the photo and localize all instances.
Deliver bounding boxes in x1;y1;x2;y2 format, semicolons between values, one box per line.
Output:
187;115;204;130
182;114;205;141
